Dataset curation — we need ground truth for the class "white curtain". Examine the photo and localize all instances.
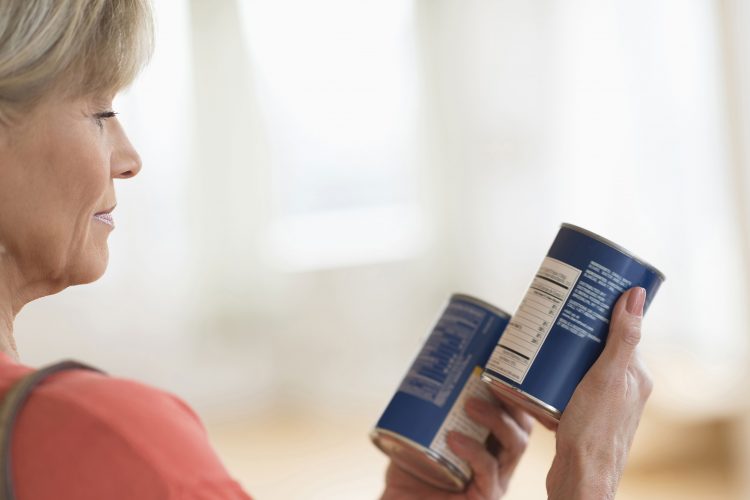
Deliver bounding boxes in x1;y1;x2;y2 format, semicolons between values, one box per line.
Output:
16;0;750;423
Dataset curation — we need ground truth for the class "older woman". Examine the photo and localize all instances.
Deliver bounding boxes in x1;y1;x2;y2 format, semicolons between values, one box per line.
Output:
0;2;252;499
0;1;653;499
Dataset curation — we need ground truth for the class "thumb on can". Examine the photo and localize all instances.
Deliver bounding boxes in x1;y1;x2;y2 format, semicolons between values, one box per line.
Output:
594;287;645;373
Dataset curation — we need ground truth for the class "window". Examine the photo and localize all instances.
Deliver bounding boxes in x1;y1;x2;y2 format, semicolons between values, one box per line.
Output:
238;0;425;270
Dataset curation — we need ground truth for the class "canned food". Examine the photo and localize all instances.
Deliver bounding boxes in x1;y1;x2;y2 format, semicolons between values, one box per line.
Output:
482;223;664;427
371;294;511;492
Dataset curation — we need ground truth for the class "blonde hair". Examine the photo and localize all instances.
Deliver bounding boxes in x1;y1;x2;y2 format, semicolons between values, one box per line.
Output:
0;0;153;124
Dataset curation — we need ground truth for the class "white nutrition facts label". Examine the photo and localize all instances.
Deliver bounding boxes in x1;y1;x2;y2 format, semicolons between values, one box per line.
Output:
430;367;492;478
487;257;581;383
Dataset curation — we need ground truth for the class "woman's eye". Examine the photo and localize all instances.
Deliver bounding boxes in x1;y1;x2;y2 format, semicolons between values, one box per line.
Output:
94;110;118;129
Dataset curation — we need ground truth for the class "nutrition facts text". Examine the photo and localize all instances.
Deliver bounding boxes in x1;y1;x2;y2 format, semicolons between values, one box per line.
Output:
486;257;581;383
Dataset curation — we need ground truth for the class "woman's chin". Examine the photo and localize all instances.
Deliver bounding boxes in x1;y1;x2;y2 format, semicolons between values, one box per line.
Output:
70;249;110;286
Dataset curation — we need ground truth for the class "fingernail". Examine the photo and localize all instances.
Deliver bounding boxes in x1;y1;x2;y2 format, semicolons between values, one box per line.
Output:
626;287;646;316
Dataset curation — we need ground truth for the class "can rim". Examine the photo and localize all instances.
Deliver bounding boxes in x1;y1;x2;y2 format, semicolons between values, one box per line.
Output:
560;223;666;282
481;372;563;419
370;428;469;491
450;294;511;319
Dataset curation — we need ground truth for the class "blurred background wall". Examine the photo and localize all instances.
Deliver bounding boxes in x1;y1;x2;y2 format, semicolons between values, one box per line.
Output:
13;0;750;498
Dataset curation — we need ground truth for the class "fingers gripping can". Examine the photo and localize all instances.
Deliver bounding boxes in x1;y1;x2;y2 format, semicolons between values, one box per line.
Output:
370;294;511;492
482;223;665;427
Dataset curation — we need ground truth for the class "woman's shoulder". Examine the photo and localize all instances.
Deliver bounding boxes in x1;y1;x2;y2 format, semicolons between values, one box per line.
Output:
13;360;209;465
27;361;204;433
0;356;205;440
0;356;250;499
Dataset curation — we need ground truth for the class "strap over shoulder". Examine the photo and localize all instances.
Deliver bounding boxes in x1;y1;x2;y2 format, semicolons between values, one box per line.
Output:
0;360;104;500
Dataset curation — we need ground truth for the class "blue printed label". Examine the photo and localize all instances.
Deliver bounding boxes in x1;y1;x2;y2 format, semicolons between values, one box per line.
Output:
398;302;487;407
484;225;664;413
557;261;633;342
375;296;509;450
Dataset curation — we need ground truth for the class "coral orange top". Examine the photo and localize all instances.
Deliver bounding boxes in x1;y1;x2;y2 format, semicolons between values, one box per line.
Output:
0;352;252;500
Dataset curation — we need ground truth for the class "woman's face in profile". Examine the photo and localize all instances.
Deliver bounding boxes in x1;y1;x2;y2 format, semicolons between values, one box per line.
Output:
0;95;141;290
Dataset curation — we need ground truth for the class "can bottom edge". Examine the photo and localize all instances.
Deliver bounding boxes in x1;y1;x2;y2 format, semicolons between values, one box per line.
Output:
480;372;562;428
370;428;469;492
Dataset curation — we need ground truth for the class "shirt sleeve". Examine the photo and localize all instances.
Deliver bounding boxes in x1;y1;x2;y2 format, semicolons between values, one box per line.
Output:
10;368;253;500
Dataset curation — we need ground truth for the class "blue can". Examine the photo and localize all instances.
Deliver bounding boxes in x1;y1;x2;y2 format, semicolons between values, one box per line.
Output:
371;294;511;492
482;223;665;427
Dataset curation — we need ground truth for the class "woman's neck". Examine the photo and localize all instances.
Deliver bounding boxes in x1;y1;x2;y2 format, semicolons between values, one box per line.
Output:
0;253;22;362
0;248;58;363
0;307;19;362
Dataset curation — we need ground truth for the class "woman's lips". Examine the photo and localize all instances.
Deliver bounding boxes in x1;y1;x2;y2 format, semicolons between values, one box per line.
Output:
93;212;115;227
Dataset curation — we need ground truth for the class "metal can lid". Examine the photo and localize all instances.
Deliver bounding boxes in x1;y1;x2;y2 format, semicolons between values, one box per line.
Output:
370;428;469;492
560;223;666;282
450;293;511;319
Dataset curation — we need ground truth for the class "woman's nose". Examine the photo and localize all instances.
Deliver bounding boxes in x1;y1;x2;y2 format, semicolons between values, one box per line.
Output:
111;131;142;179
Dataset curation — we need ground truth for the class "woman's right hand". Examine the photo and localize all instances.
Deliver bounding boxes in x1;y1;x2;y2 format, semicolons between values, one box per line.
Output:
546;287;654;500
381;395;532;500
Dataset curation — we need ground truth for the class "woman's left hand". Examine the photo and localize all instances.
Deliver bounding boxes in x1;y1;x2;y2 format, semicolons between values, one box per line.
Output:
380;395;532;500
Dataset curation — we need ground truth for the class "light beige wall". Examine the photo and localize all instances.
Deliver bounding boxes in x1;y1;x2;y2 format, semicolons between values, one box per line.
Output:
720;0;750;495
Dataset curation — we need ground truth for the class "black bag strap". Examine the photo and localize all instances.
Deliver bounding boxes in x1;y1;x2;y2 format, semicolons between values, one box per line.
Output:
0;360;104;500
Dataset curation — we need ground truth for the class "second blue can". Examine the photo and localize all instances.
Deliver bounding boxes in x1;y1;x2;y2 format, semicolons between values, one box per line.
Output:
371;294;511;491
482;223;665;426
